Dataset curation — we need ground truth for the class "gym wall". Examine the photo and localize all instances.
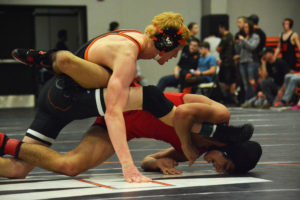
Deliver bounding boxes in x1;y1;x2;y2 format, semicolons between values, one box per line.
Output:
0;0;299;86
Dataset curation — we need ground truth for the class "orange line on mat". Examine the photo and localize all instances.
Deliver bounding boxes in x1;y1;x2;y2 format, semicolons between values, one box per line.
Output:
77;179;116;189
258;163;300;167
151;180;173;186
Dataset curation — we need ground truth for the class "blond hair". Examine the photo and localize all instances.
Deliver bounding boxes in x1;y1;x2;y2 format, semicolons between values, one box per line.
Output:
145;12;190;44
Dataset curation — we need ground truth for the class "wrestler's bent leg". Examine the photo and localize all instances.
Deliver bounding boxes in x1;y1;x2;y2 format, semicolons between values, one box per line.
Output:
53;51;111;89
17;125;114;176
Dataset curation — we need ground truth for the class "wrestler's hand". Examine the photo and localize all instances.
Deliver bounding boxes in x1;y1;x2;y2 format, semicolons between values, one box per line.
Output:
182;144;199;166
157;158;182;175
122;164;152;183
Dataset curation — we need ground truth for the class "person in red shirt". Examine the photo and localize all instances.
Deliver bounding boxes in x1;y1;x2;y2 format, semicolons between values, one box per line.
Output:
0;92;260;177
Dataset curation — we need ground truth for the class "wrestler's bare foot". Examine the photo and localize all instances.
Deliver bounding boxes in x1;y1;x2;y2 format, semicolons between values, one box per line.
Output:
122;165;152;183
182;143;199;166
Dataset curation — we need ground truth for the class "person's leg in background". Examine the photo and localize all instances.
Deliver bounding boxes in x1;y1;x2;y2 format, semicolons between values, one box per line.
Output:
178;69;191;92
157;74;179;92
239;63;251;102
247;62;259;99
259;78;279;105
281;74;300;104
220;65;238;105
184;76;210;94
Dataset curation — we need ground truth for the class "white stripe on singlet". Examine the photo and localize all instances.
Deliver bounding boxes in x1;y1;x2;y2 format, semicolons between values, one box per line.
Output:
95;88;105;116
27;129;55;144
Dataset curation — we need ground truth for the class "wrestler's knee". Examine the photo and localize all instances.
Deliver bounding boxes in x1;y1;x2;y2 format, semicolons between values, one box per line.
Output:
55;51;73;73
55;158;83;177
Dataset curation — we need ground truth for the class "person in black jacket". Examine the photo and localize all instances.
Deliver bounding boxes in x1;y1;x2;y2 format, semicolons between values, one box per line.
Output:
248;14;266;62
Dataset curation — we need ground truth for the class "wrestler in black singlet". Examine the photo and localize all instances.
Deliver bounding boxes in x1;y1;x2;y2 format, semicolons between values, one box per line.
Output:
25;30;173;145
280;32;297;70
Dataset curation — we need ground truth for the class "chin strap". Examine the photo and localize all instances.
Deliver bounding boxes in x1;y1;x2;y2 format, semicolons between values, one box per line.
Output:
153;54;161;61
153;50;166;61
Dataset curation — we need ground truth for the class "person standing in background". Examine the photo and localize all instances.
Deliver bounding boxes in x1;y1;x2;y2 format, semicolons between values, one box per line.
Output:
217;23;237;105
274;18;300;71
187;22;199;43
204;33;221;61
234;16;247;43
248;14;266;62
109;21;119;31
235;20;260;102
55;29;69;50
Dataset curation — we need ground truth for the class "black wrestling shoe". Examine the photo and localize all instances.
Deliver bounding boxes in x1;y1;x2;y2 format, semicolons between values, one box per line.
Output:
0;132;8;156
11;48;53;70
213;124;254;144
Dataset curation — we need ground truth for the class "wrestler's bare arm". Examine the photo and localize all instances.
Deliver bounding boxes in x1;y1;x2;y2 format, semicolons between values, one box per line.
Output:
173;94;230;165
183;93;230;123
274;34;281;58
292;32;300;53
141;134;226;174
141;148;186;174
104;44;151;183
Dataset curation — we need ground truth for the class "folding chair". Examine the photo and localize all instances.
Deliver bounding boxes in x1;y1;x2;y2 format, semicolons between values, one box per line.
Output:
194;66;224;99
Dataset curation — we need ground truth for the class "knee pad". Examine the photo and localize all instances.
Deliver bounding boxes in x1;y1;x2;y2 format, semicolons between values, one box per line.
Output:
142;85;174;118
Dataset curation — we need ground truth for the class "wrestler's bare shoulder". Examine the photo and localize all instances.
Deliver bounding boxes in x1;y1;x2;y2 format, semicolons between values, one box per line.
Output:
87;32;146;67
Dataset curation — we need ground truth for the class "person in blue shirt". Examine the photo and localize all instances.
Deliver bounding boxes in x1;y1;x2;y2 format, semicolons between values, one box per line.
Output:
185;41;216;93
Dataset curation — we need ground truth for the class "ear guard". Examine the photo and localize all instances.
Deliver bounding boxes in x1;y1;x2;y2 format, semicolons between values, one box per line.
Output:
152;24;186;55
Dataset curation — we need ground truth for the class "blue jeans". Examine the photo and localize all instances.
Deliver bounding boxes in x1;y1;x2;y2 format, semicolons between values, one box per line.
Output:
157;74;179;92
259;78;279;105
282;74;300;103
239;62;258;101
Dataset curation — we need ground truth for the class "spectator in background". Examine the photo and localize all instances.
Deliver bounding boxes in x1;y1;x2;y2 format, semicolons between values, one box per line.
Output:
274;18;300;71
234;16;247;42
204;33;221;61
109;21;119;31
248;14;266;61
157;38;200;92
217;23;237;104
56;29;68;50
187;22;199;43
235;20;260;102
185;42;216;93
259;47;291;107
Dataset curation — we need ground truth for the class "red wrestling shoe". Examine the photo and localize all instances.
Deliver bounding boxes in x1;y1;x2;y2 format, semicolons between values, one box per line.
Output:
0;132;8;156
11;48;53;70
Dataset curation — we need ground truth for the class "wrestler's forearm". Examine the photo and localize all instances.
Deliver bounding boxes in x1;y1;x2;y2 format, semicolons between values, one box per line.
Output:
173;106;195;148
105;112;135;168
141;156;160;171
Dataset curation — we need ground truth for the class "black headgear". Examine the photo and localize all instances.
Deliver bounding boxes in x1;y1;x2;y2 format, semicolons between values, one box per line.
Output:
152;24;185;55
219;141;262;174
